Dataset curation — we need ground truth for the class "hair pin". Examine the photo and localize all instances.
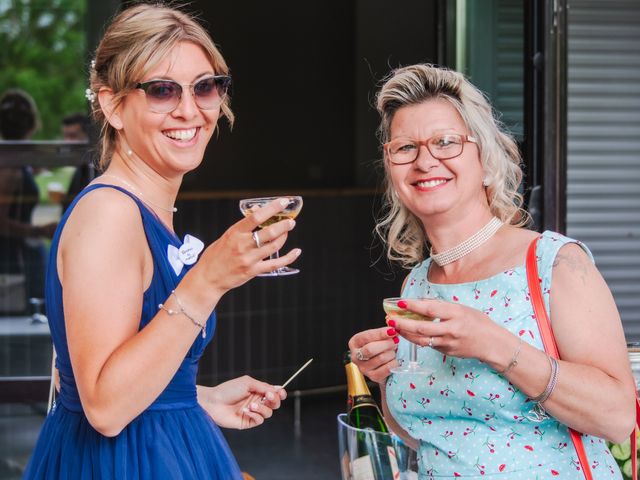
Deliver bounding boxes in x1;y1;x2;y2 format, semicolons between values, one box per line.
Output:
85;88;96;104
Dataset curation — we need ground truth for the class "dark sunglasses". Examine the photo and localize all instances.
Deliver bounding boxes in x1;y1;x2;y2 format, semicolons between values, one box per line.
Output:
136;75;232;113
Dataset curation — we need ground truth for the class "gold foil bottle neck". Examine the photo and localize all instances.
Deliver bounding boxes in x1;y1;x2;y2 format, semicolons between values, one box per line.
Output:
345;361;372;397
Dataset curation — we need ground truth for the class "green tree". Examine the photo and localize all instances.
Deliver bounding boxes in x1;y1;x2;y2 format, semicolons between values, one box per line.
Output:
0;0;87;140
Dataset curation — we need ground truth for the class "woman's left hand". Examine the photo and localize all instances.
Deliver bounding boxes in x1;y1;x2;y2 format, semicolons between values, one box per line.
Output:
389;298;503;362
197;376;287;430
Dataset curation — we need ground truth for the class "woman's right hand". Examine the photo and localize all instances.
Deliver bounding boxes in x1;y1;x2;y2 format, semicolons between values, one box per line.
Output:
348;327;399;383
196;197;301;294
197;376;287;430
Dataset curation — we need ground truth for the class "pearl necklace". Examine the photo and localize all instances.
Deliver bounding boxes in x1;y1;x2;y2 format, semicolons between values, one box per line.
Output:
100;174;177;213
430;217;503;267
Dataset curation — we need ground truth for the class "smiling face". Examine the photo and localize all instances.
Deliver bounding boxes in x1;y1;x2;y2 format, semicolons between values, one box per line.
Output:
386;98;487;224
114;41;220;177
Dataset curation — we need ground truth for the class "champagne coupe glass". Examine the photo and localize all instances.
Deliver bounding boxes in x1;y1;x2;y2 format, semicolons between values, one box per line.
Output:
383;297;436;374
239;196;303;277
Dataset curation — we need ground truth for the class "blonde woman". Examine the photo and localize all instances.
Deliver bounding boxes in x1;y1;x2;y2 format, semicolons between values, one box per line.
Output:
348;64;635;478
25;5;300;479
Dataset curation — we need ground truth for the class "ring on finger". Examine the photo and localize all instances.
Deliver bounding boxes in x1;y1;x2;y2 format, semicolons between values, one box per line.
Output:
355;348;369;362
252;231;261;248
428;336;435;348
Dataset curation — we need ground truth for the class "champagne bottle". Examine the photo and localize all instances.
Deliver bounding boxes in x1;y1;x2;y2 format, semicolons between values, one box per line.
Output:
343;352;398;480
344;351;388;432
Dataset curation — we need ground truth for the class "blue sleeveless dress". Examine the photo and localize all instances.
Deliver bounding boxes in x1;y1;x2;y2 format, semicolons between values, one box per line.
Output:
386;231;622;479
24;184;243;479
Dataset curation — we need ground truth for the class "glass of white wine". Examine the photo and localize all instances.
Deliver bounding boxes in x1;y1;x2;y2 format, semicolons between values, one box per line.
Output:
384;297;436;374
239;196;303;277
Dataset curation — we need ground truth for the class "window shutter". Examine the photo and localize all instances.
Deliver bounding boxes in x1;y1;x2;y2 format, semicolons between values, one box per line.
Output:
567;0;640;340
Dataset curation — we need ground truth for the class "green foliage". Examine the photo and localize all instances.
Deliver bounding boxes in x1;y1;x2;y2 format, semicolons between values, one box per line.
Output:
0;0;87;140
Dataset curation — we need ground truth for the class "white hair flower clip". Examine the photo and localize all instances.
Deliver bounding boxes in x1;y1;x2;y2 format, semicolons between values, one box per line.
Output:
85;88;96;104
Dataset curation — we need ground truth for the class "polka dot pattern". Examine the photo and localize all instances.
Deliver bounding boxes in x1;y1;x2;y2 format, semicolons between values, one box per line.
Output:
386;231;622;479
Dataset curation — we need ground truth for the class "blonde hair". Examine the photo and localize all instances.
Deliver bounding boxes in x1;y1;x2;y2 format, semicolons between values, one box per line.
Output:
89;4;234;169
375;64;527;268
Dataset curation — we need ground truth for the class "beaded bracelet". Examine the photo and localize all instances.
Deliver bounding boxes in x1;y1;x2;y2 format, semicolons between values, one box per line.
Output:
158;290;207;338
498;336;523;375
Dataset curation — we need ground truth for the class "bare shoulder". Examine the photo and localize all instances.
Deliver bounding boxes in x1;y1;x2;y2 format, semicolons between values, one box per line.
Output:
510;226;540;249
59;187;147;273
553;242;592;267
552;242;596;285
490;225;539;267
63;187;142;236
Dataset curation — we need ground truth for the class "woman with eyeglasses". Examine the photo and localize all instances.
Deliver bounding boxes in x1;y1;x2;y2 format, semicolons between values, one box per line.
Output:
24;4;301;479
348;64;635;478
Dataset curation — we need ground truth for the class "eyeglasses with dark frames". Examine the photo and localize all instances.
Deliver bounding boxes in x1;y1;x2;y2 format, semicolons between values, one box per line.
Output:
136;75;232;114
384;133;477;165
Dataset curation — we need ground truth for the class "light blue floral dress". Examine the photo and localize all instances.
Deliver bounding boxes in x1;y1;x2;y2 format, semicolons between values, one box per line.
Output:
386;231;622;479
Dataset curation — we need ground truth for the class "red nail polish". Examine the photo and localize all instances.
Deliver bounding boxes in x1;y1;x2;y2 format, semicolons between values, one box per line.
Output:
387;319;396;328
393;336;400;344
386;328;396;336
397;300;407;309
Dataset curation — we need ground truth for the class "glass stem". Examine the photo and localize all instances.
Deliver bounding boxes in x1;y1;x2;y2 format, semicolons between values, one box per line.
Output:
410;344;418;365
272;249;282;273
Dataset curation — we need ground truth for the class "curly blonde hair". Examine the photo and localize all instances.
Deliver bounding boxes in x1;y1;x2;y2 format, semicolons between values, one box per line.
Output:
88;3;234;169
375;64;527;268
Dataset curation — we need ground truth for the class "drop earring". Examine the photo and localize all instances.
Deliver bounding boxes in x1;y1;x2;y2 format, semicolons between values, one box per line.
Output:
483;176;490;187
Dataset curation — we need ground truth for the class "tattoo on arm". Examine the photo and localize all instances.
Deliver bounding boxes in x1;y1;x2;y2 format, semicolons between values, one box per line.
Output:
553;247;590;285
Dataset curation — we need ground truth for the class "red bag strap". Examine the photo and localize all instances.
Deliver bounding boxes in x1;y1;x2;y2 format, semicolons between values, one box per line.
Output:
525;238;560;358
526;237;594;480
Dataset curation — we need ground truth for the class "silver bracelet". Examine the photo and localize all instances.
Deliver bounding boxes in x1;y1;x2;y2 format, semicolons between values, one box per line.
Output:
158;290;207;339
525;355;559;422
530;355;559;404
498;336;523;375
